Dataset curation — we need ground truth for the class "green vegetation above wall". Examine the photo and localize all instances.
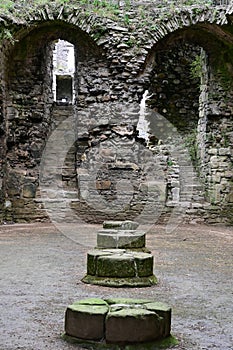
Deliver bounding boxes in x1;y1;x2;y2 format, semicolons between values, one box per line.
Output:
0;0;223;18
0;0;224;43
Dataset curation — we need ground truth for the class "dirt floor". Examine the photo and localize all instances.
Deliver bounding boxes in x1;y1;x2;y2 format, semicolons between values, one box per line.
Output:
0;222;232;350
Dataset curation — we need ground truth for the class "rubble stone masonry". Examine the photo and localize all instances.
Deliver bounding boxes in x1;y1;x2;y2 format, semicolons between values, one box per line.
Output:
0;1;232;224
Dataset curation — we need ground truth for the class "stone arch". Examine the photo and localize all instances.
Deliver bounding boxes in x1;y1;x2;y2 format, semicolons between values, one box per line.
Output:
2;18;107;222
141;21;233;131
141;5;232;74
0;3;232;224
141;12;233;223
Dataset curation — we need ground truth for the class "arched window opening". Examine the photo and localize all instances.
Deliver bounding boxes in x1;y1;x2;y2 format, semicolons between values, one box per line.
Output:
52;39;75;104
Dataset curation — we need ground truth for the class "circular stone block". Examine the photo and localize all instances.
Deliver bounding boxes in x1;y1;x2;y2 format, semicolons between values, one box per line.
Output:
97;230;145;249
83;250;156;287
63;298;174;347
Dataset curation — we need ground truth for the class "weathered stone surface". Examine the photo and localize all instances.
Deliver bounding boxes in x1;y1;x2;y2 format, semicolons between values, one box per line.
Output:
64;298;172;345
22;184;37;198
81;274;157;287
102;221;125;229
103;221;139;230
65;300;108;340
86;249;113;276
134;252;153;277
96;230;118;248
0;2;232;226
120;221;140;230
97;254;136;278
145;302;172;338
97;230;145;249
106;308;162;343
83;248;156;287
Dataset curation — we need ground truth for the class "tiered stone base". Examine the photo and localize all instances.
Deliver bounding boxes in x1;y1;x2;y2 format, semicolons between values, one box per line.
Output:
63;298;177;349
82;220;157;287
82;249;157;287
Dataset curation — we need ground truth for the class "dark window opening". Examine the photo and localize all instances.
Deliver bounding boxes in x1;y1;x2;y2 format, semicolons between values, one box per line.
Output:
56;75;73;103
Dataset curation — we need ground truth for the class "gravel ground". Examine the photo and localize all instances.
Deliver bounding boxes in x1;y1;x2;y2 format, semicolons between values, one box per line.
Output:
0;222;232;350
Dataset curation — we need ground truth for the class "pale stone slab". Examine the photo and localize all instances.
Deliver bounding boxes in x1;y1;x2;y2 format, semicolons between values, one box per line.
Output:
97;230;145;248
103;220;139;230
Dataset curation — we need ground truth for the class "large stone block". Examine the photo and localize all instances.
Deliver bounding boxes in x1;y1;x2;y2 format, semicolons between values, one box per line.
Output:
97;229;145;249
105;308;162;343
134;252;153;277
65;299;108;340
117;231;145;249
83;247;156;287
97;254;136;278
145;302;172;337
96;229;118;248
86;249;113;275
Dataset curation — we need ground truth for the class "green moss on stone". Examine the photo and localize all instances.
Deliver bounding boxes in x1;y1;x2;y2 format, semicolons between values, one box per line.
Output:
68;304;109;315
107;308;157;318
145;302;171;338
87;250;110;275
81;274;157;287
105;298;151;305
134;253;153;277
97;255;136;278
62;333;178;349
145;302;171;312
73;298;108;306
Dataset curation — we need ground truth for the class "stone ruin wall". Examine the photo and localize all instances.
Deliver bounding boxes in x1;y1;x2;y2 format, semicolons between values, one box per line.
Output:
3;34;53;222
0;46;5;223
0;3;232;225
199;63;233;223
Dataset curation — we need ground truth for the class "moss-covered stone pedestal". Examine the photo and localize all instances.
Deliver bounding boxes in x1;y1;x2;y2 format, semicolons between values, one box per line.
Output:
82;221;157;287
63;298;177;349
